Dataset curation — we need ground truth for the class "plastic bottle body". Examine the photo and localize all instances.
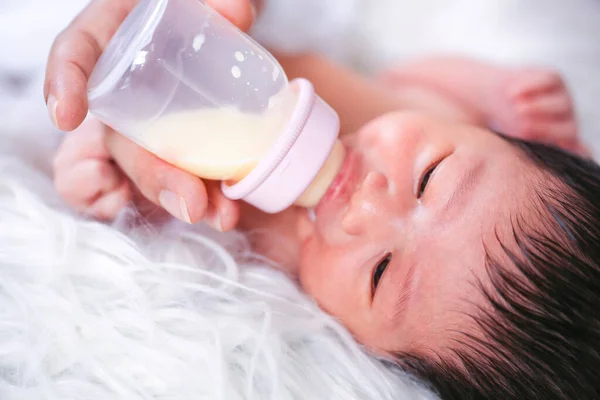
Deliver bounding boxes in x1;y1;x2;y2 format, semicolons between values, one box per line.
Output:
88;0;344;213
139;84;299;182
88;0;296;181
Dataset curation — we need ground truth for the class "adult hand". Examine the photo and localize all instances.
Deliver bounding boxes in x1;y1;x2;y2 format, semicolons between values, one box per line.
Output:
44;0;255;130
45;0;256;229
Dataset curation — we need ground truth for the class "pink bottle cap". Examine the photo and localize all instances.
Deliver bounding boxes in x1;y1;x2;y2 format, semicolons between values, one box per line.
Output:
221;78;340;213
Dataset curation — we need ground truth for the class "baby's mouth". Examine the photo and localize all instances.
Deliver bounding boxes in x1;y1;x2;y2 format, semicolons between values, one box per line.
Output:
314;146;362;220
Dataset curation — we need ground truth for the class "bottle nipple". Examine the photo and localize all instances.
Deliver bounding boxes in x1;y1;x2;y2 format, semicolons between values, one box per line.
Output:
294;140;346;207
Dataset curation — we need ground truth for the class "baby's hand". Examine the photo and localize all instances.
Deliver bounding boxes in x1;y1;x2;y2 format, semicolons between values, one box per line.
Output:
495;68;590;157
53;118;240;231
53;118;133;221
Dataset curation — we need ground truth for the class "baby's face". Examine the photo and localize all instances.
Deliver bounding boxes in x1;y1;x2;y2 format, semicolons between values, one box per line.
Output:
294;112;534;356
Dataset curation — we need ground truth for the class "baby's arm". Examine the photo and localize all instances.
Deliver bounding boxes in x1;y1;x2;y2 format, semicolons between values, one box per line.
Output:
272;53;585;156
379;56;585;155
273;52;480;134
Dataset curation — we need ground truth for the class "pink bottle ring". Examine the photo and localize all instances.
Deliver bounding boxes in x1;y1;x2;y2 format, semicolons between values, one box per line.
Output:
221;78;340;214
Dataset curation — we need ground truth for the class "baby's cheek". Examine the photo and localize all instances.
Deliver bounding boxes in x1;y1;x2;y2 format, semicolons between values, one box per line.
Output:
298;246;339;307
299;248;351;314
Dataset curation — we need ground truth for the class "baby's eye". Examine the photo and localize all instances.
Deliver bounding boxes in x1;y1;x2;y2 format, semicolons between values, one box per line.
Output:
372;253;392;295
417;163;439;198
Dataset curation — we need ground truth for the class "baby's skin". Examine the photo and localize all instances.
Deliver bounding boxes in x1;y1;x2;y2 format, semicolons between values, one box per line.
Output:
48;0;585;356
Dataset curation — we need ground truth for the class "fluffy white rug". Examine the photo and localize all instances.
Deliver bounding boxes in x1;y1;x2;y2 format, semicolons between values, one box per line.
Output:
1;0;600;399
0;155;435;399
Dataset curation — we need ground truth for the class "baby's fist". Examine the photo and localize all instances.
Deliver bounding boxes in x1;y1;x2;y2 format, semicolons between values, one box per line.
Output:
53;118;132;220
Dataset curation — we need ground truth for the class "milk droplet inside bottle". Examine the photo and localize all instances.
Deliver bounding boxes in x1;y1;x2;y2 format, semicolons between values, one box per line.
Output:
192;34;205;51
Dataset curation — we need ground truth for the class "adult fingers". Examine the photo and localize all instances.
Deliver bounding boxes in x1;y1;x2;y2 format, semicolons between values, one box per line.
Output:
45;0;255;132
206;0;256;33
44;0;139;131
105;129;240;229
204;181;241;232
104;129;206;224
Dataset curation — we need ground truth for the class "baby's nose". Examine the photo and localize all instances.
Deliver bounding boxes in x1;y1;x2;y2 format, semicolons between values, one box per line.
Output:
363;171;389;192
341;172;390;236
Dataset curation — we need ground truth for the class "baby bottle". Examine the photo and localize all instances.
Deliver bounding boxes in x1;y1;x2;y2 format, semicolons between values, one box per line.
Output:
87;0;345;213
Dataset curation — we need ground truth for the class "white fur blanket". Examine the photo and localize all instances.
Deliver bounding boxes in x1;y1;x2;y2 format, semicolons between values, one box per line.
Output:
0;155;435;399
1;0;600;399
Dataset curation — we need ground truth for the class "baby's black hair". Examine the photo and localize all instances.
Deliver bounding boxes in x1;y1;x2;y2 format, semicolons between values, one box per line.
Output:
395;138;600;399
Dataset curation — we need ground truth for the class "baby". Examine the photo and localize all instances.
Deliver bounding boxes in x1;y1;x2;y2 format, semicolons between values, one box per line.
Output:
47;1;600;399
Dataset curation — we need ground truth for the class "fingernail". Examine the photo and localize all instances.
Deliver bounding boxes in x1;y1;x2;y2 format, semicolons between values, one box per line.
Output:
206;211;223;232
47;94;59;128
250;1;257;19
159;190;192;224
